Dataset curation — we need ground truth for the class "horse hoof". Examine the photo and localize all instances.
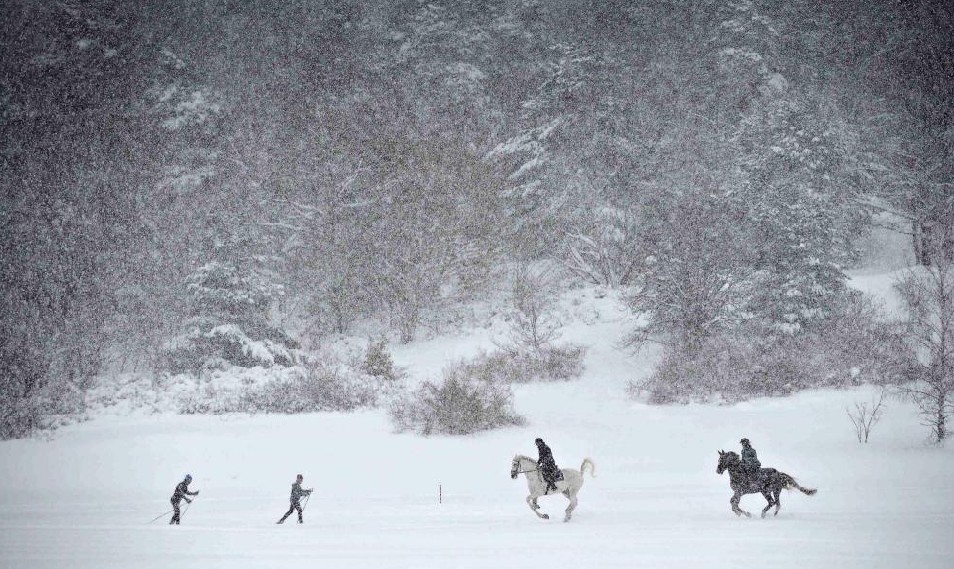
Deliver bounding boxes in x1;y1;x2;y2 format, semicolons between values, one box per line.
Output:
542;514;550;520
744;512;752;518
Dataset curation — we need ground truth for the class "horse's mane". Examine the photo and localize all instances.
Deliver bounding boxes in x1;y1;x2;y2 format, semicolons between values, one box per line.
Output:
513;454;538;464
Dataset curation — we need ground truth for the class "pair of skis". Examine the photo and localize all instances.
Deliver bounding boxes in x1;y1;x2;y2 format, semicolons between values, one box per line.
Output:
146;497;196;524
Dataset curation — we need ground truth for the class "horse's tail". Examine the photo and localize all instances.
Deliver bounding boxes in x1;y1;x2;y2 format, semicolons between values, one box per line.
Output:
779;472;816;496
580;458;596;478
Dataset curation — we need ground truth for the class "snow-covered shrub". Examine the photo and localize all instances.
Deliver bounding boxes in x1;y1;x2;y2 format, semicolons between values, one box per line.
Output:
241;364;379;413
634;295;899;403
0;337;48;439
172;360;385;415
389;359;525;435
360;338;399;382
635;336;802;404
0;380;88;439
0;396;44;440
477;346;586;383
561;207;640;288
531;344;587;381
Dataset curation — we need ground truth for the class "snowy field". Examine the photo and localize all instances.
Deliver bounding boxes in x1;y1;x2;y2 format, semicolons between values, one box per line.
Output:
1;283;952;568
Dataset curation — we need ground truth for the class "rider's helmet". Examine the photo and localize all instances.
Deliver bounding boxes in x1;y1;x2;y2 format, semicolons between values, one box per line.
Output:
535;438;544;445
297;474;303;481
184;474;192;482
740;438;750;446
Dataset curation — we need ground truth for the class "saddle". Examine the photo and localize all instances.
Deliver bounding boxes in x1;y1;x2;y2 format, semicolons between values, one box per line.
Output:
747;467;775;487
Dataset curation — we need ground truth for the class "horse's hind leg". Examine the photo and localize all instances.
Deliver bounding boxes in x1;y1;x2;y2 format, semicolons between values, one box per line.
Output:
563;493;578;523
527;495;548;520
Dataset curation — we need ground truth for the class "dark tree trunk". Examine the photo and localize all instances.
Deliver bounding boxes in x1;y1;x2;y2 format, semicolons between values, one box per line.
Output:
913;220;954;267
938;391;947;442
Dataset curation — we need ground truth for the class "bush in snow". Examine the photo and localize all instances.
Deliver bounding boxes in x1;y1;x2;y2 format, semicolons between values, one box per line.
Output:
174;361;382;415
0;396;44;440
241;365;380;413
486;264;585;383
634;294;900;403
389;358;525;436
360;337;400;382
846;388;887;443
471;346;586;384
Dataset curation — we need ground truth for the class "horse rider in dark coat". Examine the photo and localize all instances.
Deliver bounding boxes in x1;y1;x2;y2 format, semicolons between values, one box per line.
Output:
535;438;562;493
740;438;762;484
170;474;199;525
277;474;313;524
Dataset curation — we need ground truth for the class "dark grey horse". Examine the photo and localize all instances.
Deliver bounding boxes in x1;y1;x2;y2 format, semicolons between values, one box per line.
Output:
716;450;816;518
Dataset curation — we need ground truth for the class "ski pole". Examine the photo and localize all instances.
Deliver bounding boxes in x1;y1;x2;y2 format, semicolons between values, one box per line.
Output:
180;497;195;520
301;493;311;513
147;509;173;524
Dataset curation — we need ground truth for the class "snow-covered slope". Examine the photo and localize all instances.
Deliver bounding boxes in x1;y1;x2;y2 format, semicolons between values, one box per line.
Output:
0;278;951;569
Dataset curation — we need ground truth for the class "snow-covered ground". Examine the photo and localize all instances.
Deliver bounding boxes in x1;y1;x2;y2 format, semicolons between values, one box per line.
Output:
1;279;951;569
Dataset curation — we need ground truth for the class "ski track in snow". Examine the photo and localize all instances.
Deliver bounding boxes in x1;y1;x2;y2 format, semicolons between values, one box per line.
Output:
1;282;952;568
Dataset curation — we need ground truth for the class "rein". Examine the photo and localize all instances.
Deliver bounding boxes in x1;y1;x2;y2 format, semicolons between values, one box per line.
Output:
513;459;538;475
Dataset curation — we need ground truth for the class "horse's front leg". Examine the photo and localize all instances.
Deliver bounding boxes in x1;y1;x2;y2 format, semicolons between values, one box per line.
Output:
527;495;548;519
760;491;774;518
730;491;751;518
563;493;577;522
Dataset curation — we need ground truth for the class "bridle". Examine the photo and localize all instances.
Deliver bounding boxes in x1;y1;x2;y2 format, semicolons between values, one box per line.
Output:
717;451;742;476
512;458;539;475
717;450;736;474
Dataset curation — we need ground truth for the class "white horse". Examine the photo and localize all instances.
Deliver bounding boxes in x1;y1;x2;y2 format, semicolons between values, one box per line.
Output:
510;454;596;522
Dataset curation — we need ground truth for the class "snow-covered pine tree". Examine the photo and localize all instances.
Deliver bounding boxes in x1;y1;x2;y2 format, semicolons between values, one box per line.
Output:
713;0;866;332
164;246;300;374
732;93;864;332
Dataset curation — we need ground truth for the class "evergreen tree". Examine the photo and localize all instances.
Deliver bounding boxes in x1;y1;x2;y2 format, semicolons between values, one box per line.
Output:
164;226;300;374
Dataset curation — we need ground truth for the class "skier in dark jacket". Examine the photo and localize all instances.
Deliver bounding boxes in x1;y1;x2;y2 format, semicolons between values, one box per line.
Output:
740;438;762;483
535;438;563;493
170;474;199;525
277;474;313;524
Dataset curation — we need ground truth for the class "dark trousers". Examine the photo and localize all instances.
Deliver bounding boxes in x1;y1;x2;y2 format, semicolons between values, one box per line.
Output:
278;502;303;524
170;499;182;524
542;465;564;491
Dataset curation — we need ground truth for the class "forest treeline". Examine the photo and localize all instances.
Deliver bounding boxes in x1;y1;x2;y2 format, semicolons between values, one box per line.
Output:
2;1;951;437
